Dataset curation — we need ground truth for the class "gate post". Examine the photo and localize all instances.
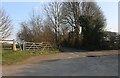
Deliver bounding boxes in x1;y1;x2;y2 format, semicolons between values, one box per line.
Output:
23;41;25;50
13;39;17;51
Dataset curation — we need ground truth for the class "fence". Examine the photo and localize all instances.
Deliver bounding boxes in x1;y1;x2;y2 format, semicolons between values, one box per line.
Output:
23;42;54;51
1;39;17;51
1;40;56;51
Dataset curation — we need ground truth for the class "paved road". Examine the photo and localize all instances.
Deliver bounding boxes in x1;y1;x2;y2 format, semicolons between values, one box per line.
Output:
3;54;118;76
60;47;86;52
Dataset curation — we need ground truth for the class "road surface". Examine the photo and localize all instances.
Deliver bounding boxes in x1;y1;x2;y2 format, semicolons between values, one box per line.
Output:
2;50;119;76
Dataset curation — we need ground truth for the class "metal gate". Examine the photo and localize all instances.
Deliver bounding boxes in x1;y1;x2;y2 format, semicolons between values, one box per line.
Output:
23;42;53;50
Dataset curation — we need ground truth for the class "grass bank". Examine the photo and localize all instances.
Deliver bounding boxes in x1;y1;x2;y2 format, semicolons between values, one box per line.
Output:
2;49;60;65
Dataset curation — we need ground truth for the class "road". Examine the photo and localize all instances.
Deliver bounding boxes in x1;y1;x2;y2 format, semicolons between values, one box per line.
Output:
2;50;119;76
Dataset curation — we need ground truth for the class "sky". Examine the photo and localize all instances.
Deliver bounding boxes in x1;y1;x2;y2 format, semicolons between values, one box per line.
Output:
0;0;119;40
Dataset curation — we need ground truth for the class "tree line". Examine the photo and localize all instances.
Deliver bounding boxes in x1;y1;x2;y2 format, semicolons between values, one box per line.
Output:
0;1;119;50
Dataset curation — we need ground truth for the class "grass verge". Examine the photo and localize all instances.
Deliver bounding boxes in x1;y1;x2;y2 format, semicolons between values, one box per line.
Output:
2;49;60;65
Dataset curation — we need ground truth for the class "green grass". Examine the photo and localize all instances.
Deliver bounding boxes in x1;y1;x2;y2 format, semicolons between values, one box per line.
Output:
2;44;13;50
2;49;60;65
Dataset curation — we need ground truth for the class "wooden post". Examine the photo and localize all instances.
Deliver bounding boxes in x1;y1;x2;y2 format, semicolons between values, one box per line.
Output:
13;39;17;51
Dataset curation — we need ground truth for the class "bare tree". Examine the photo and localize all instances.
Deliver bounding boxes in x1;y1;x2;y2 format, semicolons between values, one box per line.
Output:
62;2;82;47
17;11;55;43
17;21;33;42
17;13;43;42
0;8;12;40
41;21;55;43
44;2;64;47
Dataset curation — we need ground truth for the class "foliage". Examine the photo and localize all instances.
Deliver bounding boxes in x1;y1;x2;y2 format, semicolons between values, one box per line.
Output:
2;44;13;50
78;2;106;50
101;31;119;50
79;15;105;50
